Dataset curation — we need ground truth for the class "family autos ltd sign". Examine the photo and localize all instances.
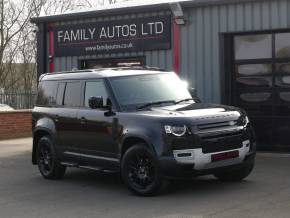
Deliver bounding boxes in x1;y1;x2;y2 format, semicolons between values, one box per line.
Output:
53;15;171;56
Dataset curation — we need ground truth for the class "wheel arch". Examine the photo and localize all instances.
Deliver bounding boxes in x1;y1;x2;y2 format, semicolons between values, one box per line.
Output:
121;135;155;159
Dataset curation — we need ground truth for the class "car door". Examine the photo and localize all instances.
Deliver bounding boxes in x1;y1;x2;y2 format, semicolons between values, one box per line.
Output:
55;81;82;152
76;79;119;162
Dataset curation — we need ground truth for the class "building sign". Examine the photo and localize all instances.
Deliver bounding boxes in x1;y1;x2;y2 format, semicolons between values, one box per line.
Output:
53;15;171;56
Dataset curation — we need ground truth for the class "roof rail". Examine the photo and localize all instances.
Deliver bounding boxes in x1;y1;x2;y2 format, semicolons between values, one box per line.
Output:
143;66;166;71
112;65;166;71
38;69;95;80
46;69;94;75
38;66;167;81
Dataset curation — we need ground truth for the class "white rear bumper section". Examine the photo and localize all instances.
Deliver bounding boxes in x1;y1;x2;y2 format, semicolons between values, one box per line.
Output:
173;140;251;170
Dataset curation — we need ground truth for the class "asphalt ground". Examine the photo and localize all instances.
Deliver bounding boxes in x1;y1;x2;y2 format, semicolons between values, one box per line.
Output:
0;137;289;218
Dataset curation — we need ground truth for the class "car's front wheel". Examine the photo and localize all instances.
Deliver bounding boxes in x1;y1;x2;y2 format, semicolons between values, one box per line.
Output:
121;144;165;196
37;136;66;180
214;163;254;182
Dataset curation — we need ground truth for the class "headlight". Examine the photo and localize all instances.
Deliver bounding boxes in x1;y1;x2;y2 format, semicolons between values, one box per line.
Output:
164;125;188;137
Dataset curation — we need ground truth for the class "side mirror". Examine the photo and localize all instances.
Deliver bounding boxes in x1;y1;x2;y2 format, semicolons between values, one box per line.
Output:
88;96;103;109
188;88;201;103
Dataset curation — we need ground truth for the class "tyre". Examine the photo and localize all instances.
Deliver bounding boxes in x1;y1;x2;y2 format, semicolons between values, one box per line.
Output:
121;144;165;196
214;163;254;182
37;136;66;180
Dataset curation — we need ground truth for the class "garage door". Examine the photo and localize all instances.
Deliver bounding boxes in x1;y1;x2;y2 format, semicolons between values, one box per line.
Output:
231;32;290;149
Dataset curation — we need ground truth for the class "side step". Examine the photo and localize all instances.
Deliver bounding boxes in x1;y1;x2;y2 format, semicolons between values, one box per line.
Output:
60;162;118;173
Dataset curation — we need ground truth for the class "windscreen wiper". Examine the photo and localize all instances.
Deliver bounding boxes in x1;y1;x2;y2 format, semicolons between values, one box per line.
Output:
137;100;176;110
174;98;195;105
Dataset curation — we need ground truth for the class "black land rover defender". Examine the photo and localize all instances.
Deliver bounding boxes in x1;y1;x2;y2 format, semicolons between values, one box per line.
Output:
32;67;256;196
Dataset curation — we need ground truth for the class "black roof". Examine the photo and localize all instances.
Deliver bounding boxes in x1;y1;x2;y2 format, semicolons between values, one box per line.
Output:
31;0;269;24
40;67;169;81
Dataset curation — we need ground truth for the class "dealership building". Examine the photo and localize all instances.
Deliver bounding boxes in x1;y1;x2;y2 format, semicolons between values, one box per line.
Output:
31;0;290;150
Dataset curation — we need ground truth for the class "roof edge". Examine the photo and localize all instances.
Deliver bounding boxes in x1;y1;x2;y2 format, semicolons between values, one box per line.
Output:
31;0;270;24
31;3;170;23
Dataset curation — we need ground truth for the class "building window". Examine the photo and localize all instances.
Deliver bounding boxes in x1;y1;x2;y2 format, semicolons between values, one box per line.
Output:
275;33;290;58
234;34;272;60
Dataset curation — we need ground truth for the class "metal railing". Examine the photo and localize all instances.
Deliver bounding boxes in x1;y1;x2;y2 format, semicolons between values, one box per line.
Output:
0;91;37;109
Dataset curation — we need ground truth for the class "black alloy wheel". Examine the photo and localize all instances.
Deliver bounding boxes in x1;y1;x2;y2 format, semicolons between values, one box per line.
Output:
38;141;53;176
128;151;155;189
121;144;165;196
37;136;66;179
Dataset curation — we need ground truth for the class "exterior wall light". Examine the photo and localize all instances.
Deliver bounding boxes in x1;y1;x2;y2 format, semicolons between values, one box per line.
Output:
170;3;185;25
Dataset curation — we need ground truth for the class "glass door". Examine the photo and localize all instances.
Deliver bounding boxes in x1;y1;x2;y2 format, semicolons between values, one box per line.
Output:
273;33;290;146
232;32;290;149
233;34;274;146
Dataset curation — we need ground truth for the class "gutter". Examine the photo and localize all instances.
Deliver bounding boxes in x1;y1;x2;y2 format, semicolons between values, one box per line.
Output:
30;0;271;24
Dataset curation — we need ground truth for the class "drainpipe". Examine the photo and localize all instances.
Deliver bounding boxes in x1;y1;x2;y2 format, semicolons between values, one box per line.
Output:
170;3;185;75
48;23;55;73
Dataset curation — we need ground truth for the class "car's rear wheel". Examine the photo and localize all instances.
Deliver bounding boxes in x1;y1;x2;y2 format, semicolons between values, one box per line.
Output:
37;136;66;180
121;144;165;196
214;163;254;182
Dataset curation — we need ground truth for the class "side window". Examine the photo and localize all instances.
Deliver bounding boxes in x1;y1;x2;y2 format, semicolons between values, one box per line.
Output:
63;82;81;107
36;81;58;106
56;82;66;106
84;80;108;107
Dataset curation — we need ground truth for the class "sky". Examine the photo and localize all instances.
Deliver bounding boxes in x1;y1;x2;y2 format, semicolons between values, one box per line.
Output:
40;0;192;17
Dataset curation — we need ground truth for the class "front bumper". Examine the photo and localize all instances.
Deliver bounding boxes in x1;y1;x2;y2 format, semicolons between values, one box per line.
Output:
159;140;255;179
173;140;250;170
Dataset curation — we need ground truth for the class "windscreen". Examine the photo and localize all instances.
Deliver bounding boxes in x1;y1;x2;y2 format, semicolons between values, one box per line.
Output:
110;73;192;109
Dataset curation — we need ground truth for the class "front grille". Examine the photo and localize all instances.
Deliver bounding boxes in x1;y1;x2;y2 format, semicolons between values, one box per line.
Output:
200;133;243;153
198;120;236;129
200;131;242;140
193;118;244;153
197;120;237;131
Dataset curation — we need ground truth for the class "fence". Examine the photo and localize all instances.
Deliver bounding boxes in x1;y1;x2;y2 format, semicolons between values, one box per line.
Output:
0;91;37;109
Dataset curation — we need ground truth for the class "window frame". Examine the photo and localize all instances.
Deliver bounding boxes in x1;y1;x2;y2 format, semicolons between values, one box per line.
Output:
81;78;118;110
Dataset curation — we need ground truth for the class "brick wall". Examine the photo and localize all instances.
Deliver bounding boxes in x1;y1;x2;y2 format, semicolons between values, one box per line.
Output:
0;110;32;140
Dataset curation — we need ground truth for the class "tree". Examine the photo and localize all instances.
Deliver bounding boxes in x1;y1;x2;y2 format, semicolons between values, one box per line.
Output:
0;0;120;91
0;0;38;89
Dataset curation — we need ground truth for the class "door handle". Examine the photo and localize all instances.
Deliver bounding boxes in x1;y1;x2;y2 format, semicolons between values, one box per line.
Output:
80;117;86;125
54;115;59;122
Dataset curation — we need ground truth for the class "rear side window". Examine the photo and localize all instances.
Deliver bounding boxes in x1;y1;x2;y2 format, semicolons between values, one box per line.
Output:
36;81;58;106
56;82;66;106
84;80;108;107
63;82;81;107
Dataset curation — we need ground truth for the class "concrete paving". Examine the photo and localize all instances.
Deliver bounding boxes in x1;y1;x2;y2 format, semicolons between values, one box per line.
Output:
0;137;289;218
